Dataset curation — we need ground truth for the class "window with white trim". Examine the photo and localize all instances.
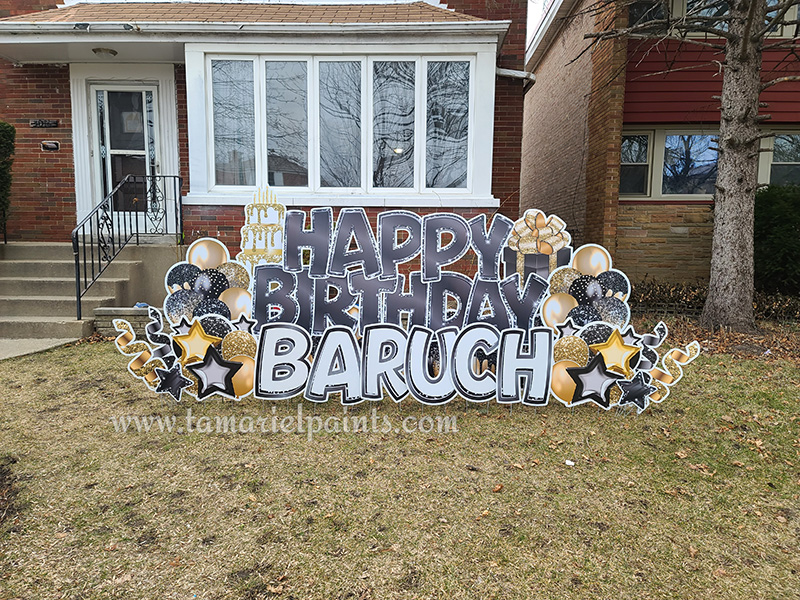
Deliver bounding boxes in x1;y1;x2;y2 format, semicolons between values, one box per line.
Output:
770;134;800;185
620;129;800;199
206;55;473;193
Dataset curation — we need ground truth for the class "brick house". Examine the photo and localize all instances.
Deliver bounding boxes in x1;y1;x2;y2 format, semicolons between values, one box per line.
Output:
0;0;528;250
521;0;800;283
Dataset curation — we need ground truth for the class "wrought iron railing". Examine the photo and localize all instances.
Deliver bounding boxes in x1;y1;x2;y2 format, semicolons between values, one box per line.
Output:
72;174;183;320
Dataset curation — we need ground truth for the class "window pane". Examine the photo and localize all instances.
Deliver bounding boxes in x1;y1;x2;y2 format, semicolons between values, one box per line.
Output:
212;60;255;186
662;134;718;194
266;61;308;187
770;165;800;185
621;134;648;164
620;165;649;195
773;134;800;163
319;61;362;187
373;61;415;188
108;91;145;151
629;1;668;28
426;61;469;189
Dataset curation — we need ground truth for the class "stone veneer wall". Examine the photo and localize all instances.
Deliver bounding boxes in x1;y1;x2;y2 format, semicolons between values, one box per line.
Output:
614;203;714;283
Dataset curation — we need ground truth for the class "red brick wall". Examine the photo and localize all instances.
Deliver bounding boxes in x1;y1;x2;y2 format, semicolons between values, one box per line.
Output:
175;64;190;189
0;1;74;241
448;0;526;219
520;0;594;244
0;63;75;241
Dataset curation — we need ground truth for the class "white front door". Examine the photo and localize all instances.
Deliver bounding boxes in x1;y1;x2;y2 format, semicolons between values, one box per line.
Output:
90;84;175;234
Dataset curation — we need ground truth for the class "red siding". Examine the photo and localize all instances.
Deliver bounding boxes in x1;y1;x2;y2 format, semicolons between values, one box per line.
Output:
625;39;800;125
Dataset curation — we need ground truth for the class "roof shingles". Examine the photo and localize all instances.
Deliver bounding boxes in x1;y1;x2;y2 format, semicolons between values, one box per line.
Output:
0;2;484;24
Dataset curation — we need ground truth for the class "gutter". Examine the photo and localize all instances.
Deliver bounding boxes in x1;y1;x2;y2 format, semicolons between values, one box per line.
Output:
0;20;512;37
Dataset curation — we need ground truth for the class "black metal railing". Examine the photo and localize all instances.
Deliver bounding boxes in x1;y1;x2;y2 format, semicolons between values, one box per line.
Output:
72;174;183;320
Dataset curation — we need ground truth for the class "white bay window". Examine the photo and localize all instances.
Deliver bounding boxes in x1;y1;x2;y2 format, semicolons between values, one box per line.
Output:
187;44;494;207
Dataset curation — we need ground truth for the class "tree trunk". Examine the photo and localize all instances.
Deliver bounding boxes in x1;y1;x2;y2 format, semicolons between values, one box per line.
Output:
700;0;764;333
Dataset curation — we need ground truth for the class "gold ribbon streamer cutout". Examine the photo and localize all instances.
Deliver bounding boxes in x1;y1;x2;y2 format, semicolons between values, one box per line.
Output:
113;319;165;388
648;341;701;403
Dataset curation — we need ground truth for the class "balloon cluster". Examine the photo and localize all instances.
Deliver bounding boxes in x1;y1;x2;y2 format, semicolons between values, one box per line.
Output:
540;244;631;331
148;238;260;400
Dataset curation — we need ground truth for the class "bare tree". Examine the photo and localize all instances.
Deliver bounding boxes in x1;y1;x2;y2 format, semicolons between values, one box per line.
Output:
581;0;800;332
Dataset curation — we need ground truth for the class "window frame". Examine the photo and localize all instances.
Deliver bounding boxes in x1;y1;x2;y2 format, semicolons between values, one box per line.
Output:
202;51;476;198
672;0;797;38
620;127;800;202
619;131;653;197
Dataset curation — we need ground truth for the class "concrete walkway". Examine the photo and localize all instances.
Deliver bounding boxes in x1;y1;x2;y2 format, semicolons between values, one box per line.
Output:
0;338;77;360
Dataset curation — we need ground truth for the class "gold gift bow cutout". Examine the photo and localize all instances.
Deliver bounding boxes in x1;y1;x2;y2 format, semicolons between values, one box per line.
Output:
508;209;572;255
648;341;701;403
113;319;165;388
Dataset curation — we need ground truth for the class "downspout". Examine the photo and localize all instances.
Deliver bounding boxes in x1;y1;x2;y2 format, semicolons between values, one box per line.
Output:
496;67;536;90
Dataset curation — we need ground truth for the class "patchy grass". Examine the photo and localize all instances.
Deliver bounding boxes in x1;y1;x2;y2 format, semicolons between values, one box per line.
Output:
0;318;799;599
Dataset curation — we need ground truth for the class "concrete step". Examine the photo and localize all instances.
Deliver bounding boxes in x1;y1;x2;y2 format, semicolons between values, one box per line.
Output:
0;316;94;339
0;259;141;278
0;242;74;261
0;277;129;298
0;295;116;317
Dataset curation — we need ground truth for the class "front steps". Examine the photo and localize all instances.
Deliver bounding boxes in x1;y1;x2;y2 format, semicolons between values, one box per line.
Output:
0;242;139;341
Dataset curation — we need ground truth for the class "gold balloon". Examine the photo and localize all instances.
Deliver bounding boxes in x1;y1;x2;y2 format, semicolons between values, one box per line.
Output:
572;244;612;277
230;354;255;398
548;267;583;295
553;336;589;366
219;287;252;320
216;261;251;290
222;330;257;360
541;293;579;331
186;238;229;270
551;360;579;405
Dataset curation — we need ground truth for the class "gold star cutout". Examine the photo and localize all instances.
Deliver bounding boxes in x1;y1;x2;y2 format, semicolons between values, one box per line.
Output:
173;320;222;366
589;328;640;378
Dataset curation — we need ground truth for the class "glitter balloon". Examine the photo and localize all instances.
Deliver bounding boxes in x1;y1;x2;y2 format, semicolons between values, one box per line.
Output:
553;336;589;366
165;262;200;293
192;269;229;299
194;298;232;321
593;297;630;328
567;304;602;327
222;330;258;360
597;270;630;299
217;262;251;290
164;289;204;323
579;322;614;346
569;275;605;305
199;315;233;340
548;267;583;295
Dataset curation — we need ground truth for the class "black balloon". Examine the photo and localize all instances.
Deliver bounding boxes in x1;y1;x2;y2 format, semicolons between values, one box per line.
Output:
597;270;630;298
199;315;233;339
192;269;229;299
569;275;604;305
194;298;232;320
567;304;602;327
580;322;614;346
165;289;203;323
166;262;200;292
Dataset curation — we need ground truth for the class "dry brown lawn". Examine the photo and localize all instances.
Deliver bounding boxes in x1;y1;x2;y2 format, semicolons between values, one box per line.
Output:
0;318;799;599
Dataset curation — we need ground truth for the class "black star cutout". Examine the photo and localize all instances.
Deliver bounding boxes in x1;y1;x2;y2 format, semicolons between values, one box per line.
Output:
154;364;193;403
232;314;258;335
171;316;193;336
620;325;643;347
186;345;243;400
618;371;658;413
566;352;624;409
556;318;581;338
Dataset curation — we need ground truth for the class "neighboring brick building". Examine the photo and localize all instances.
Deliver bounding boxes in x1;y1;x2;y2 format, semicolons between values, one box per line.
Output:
521;0;800;283
0;0;528;250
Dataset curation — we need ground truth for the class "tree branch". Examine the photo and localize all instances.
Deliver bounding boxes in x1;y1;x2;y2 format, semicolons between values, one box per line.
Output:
761;74;800;90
